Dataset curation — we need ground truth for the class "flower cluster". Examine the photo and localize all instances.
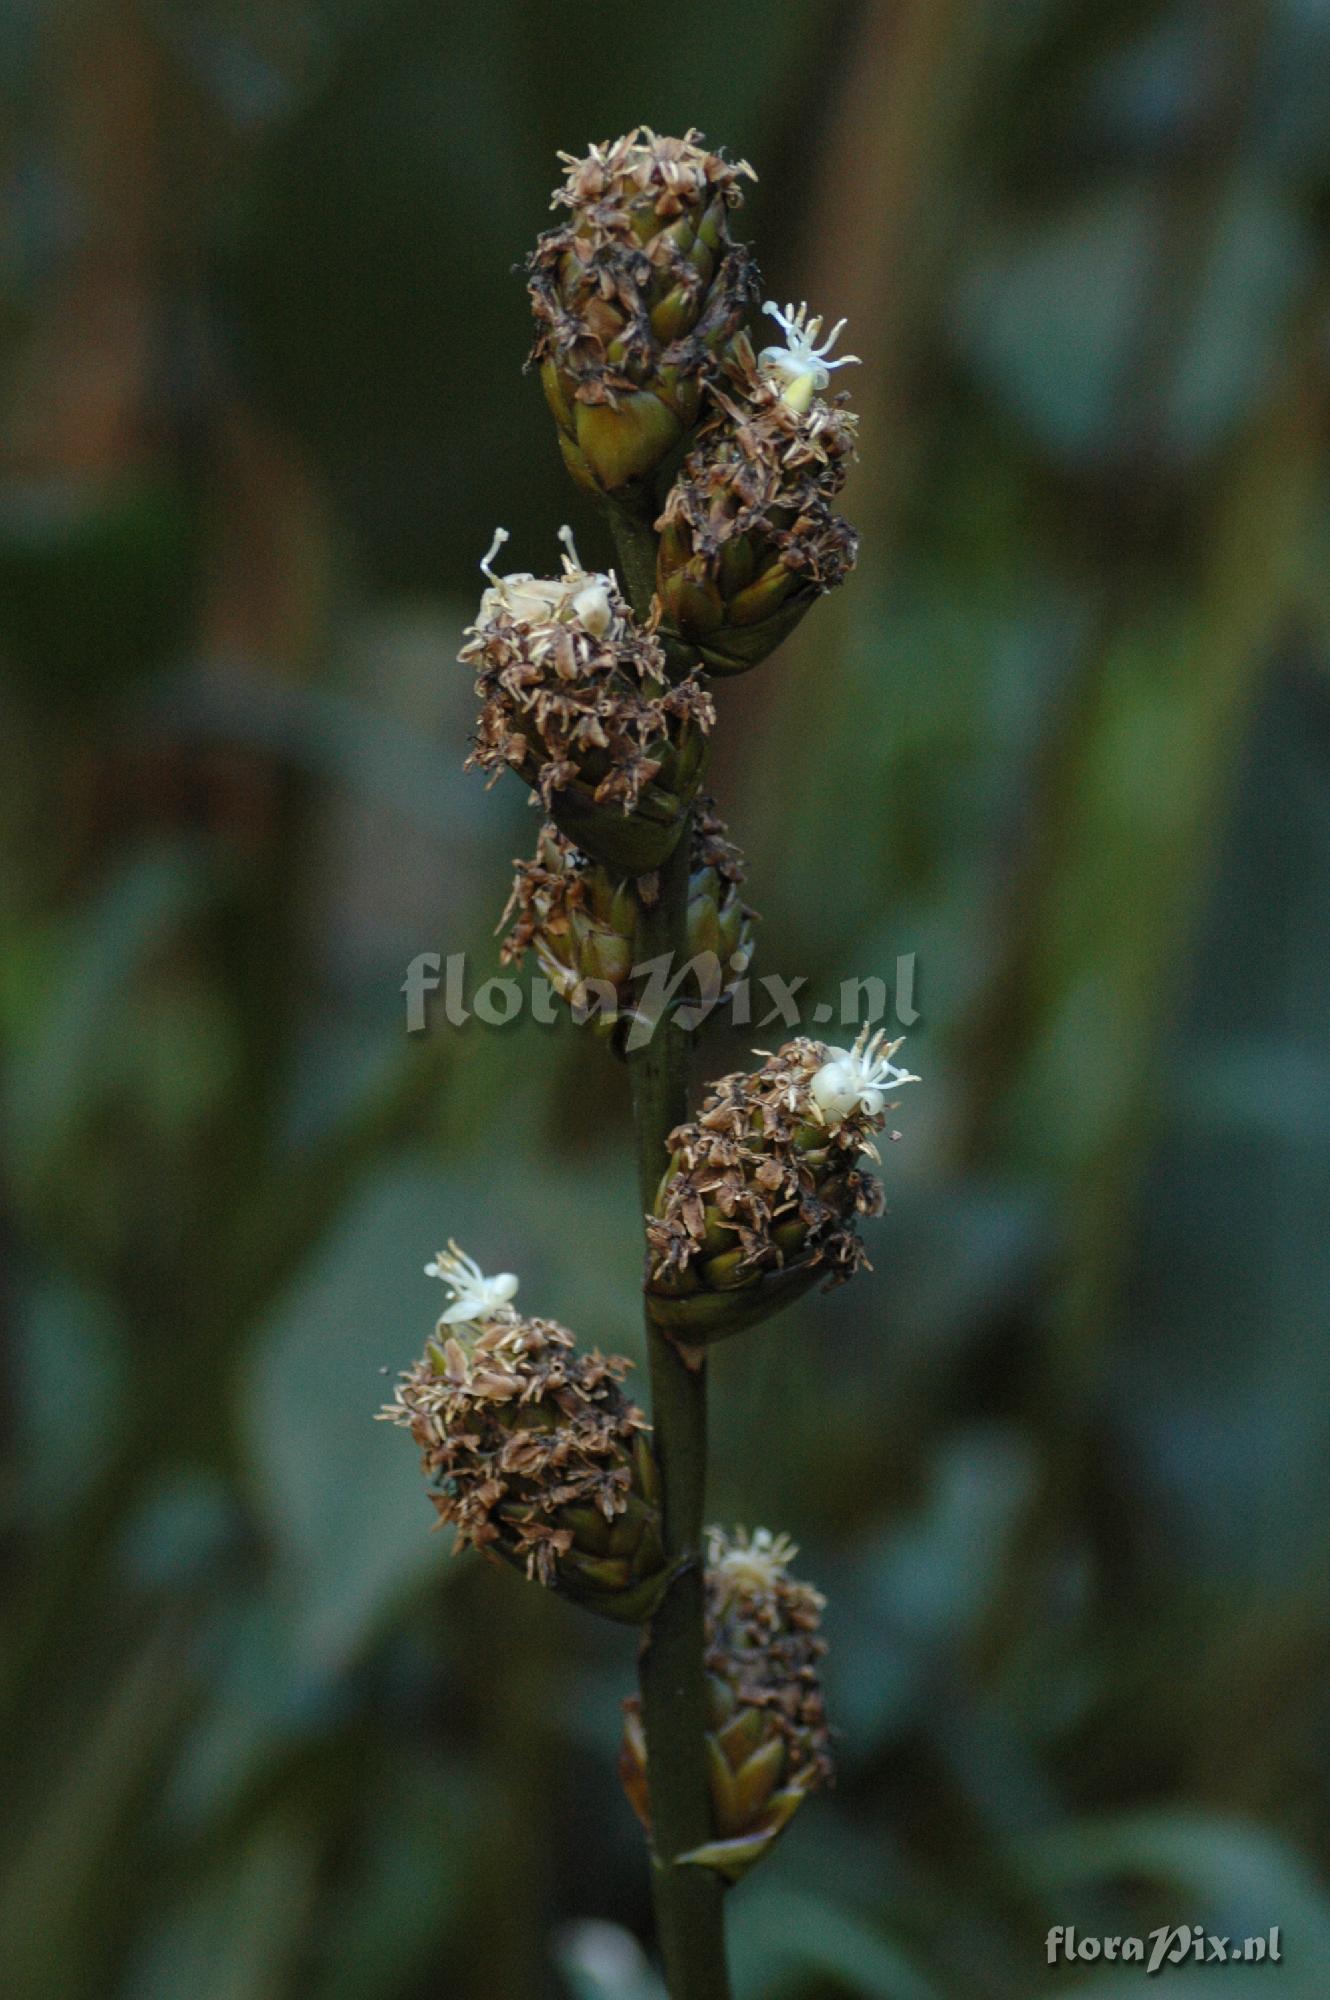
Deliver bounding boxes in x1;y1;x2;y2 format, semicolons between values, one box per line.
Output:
620;1527;832;1881
527;127;757;493
389;130;916;1911
655;332;860;675
645;1029;917;1343
498;799;756;1044
385;1251;668;1622
462;527;713;872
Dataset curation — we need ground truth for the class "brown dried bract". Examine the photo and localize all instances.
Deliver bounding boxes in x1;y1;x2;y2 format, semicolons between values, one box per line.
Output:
497;823;597;984
691;796;750;895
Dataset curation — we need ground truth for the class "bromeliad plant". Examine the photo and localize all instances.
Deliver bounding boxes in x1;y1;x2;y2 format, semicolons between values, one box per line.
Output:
384;128;918;2000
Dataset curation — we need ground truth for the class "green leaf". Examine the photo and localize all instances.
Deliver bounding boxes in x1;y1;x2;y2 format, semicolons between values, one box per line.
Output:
241;1161;470;1674
1019;1809;1330;1995
953;172;1307;466
127;1813;318;2000
4;844;203;1189
0;1628;193;2000
552;1920;666;2000
161;1589;339;1834
8;1272;126;1524
312;1755;468;2000
729;1889;940;2000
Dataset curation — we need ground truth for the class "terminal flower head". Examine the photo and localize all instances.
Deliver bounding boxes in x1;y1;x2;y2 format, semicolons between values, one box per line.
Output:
758;300;860;411
424;1241;520;1325
528;128;757;492
810;1024;919;1127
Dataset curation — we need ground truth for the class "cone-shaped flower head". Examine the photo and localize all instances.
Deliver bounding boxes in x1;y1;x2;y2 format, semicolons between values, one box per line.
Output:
655;328;859;676
498;799;756;1046
620;1528;832;1882
462;527;714;873
528;128;758;495
645;1028;919;1343
385;1249;669;1622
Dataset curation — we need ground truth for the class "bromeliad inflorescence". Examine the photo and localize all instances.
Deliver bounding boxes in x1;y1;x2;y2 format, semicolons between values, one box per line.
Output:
383;127;918;2000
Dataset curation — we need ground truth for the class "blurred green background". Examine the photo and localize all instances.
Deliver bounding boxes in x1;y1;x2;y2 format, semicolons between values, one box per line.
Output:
3;2;1330;1996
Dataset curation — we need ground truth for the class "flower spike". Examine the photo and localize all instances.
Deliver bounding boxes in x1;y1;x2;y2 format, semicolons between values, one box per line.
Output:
654;337;860;675
462;528;713;872
499;802;755;1051
646;1035;906;1344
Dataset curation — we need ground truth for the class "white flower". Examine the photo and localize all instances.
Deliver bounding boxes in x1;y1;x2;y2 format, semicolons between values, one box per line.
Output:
810;1024;919;1125
424;1240;519;1325
707;1526;798;1600
476;524;613;637
757;299;860;411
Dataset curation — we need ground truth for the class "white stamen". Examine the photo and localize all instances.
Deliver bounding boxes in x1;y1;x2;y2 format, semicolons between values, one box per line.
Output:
424;1239;520;1325
480;525;511;584
556;523;582;572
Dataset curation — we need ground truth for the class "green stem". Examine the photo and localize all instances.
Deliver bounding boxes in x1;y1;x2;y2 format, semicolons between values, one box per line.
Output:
605;502;661;620
628;823;731;2000
611;500;729;1998
605;502;697;682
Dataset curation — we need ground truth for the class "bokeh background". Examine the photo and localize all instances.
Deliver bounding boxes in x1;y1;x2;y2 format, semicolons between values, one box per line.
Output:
4;3;1330;1996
